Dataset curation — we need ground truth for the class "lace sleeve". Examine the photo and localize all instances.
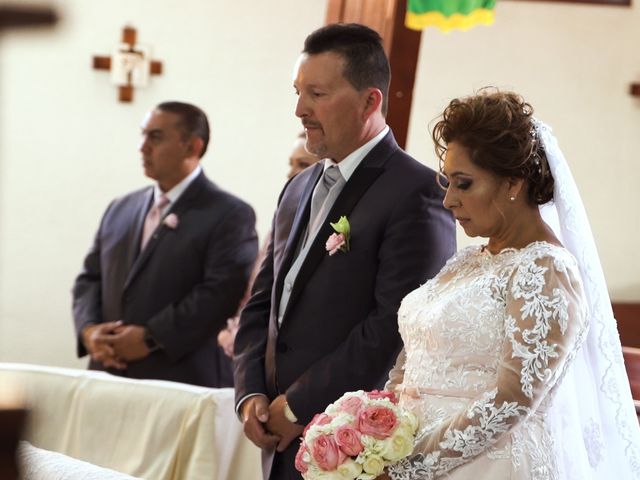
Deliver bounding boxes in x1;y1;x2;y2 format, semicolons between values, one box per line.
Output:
385;348;406;392
389;253;588;479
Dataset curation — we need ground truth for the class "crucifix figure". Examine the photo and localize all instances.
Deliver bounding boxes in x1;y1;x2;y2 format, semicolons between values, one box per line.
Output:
92;26;162;102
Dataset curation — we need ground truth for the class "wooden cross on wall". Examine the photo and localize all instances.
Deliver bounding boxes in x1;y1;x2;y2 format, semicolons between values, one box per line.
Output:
631;83;640;97
92;26;163;102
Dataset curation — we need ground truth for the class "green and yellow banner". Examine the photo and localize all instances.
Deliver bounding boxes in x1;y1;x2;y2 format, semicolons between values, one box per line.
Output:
406;0;496;32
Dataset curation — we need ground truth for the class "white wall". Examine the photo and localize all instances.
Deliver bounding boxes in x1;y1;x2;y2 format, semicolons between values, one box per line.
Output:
405;0;640;302
0;0;327;367
0;0;638;368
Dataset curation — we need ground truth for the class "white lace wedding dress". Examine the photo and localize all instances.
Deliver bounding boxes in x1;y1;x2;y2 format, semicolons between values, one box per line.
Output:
386;241;589;479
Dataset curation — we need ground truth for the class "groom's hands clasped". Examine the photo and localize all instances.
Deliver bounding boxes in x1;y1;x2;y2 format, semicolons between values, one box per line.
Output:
266;394;304;452
241;395;281;450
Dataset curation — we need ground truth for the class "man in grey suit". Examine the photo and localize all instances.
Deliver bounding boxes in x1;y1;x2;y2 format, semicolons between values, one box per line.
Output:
233;24;456;479
72;101;258;387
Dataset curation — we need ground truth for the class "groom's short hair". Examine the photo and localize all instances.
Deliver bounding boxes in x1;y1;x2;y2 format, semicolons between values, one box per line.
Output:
156;101;210;158
303;23;390;115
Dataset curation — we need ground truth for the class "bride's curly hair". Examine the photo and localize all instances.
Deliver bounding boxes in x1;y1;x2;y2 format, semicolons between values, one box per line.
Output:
432;87;554;205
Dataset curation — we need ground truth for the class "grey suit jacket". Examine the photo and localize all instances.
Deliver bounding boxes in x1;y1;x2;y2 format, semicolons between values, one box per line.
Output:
73;171;258;387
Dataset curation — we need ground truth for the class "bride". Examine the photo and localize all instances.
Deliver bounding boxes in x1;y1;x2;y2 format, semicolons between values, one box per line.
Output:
384;89;640;479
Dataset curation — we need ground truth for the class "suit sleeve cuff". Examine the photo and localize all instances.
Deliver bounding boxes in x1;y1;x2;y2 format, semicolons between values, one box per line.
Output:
235;393;269;422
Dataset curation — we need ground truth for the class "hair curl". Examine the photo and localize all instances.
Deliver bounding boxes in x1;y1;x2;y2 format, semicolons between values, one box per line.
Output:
432;88;554;205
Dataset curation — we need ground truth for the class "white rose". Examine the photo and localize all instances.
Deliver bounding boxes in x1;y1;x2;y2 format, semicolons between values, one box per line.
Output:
306;464;342;480
314;469;352;480
401;409;419;434
379;428;414;461
362;454;385;476
336;458;363;478
303;464;322;480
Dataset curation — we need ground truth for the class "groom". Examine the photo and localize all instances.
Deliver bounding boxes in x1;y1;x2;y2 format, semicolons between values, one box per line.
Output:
233;24;456;479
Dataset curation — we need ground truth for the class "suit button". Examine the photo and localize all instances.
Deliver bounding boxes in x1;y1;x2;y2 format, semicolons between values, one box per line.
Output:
285;282;292;292
276;342;289;353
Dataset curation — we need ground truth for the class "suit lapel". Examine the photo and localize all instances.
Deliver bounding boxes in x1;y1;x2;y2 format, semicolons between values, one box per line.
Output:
274;162;323;307
282;131;398;320
124;172;207;291
285;166;383;312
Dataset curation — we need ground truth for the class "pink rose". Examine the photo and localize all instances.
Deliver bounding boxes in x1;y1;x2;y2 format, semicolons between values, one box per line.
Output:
325;233;345;256
367;390;399;404
311;434;347;471
335;425;363;456
295;443;309;474
303;413;332;436
338;395;364;416
358;405;398;439
163;213;179;229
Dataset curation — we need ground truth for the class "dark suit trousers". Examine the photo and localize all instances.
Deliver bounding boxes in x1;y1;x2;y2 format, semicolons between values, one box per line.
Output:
270;441;303;480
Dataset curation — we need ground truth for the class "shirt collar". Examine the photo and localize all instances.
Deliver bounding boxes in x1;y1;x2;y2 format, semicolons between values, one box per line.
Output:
153;164;202;205
323;126;389;182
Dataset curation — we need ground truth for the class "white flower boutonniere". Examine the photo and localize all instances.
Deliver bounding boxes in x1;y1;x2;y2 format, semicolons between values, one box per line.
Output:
163;213;179;230
325;216;351;256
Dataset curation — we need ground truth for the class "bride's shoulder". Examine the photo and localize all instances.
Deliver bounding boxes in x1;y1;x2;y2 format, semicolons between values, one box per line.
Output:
520;241;579;271
509;242;584;290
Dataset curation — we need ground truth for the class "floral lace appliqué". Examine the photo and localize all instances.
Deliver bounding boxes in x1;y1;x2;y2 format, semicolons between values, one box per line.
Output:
583;419;604;468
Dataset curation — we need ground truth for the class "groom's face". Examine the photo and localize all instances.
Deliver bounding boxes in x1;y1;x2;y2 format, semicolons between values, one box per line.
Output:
293;52;369;163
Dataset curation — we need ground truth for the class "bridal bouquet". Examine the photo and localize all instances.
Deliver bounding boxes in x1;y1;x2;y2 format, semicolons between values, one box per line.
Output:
295;390;418;480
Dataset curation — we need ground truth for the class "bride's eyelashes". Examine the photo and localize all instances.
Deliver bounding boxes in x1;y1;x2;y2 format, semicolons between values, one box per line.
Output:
439;170;472;191
454;179;472;190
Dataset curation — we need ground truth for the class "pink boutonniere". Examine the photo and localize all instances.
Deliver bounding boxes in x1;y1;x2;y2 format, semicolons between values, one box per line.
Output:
163;213;179;229
325;216;351;256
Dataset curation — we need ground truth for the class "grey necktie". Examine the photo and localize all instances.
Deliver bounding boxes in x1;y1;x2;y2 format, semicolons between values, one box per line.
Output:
308;165;342;235
279;165;342;324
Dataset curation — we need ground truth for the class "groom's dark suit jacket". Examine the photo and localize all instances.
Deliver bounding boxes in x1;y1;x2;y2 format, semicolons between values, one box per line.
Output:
234;131;455;468
73;171;258;387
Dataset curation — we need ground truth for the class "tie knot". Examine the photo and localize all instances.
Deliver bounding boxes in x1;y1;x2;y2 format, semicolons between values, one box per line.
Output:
156;195;170;209
323;166;342;189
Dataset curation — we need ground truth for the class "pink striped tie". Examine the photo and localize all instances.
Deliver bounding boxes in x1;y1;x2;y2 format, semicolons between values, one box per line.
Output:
140;195;169;250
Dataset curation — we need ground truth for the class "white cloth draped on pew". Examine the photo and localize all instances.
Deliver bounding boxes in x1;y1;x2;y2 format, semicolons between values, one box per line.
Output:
0;363;261;480
18;442;141;480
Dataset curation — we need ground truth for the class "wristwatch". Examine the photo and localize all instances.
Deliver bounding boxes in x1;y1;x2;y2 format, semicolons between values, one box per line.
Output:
284;401;298;423
143;330;161;352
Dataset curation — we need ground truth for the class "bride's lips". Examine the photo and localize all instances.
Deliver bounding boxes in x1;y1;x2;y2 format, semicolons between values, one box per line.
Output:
456;217;470;226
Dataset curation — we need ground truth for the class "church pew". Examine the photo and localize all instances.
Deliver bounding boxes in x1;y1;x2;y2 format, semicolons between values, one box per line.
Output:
622;346;640;418
17;441;140;479
0;408;27;480
0;363;261;480
614;302;640;347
